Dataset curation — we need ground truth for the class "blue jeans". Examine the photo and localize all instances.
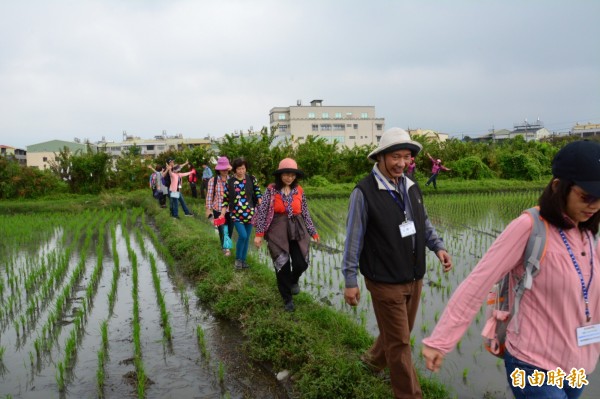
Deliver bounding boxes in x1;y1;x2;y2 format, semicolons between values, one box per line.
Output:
170;193;191;217
425;172;439;188
233;222;253;261
504;350;584;399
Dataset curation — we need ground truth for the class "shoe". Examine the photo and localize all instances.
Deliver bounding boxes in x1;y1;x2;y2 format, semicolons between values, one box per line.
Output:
185;213;194;217
234;259;243;270
284;301;295;312
223;249;231;257
291;283;300;295
242;261;250;269
172;216;180;219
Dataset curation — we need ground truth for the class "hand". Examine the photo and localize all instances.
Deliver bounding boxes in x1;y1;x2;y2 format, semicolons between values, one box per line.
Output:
344;287;360;306
422;345;445;372
253;236;263;248
436;250;453;272
205;210;213;219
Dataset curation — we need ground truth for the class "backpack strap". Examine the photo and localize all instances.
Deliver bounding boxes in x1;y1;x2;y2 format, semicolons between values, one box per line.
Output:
511;207;548;333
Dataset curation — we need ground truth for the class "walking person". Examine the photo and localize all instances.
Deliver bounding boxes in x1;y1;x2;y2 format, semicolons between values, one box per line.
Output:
188;163;198;199
424;152;451;189
253;158;320;312
167;159;194;219
422;140;600;399
201;163;213;199
221;157;262;269
205;156;234;256
342;127;452;398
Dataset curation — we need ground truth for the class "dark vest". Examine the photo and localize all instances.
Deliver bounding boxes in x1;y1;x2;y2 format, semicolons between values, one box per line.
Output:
356;173;427;284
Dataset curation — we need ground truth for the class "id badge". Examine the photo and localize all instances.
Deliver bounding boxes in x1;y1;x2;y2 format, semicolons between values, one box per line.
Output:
577;324;600;346
399;221;416;237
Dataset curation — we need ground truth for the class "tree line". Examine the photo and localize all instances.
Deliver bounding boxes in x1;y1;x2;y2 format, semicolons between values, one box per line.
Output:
0;128;595;199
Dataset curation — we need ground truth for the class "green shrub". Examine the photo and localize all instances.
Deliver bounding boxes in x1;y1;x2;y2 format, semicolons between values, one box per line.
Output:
450;155;495;180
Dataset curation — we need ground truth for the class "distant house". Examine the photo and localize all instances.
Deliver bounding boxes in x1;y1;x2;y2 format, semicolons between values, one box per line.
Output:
571;123;600;138
26;140;93;169
408;128;449;142
1;145;27;165
96;132;211;158
471;119;551;143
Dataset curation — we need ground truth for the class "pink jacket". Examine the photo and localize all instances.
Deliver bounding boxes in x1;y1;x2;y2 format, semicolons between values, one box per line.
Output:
169;170;192;192
423;213;600;373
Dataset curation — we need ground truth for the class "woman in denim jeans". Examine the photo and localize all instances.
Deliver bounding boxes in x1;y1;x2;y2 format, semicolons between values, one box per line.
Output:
422;141;600;399
221;157;262;269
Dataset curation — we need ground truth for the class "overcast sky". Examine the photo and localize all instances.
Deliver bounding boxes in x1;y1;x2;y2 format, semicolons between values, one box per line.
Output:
1;0;599;149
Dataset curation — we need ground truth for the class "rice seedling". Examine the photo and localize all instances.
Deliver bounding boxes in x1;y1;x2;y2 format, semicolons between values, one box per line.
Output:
218;361;226;384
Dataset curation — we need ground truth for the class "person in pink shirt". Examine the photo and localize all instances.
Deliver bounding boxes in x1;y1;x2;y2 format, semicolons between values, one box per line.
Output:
422;140;600;399
424;152;450;189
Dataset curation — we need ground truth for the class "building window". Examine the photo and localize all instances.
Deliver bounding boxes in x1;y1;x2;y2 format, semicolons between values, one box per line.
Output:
278;113;286;120
333;124;345;131
320;124;332;131
354;124;358;129
335;112;342;119
43;156;48;162
376;124;383;131
312;124;318;131
349;136;356;139
146;145;154;150
361;112;368;119
308;112;316;119
278;124;288;133
322;112;329;119
346;112;353;118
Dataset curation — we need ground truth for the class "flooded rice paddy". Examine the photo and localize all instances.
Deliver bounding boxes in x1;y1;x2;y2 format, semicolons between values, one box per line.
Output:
0;210;287;399
1;190;598;399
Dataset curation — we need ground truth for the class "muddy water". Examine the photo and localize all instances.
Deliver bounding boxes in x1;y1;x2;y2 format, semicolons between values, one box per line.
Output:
0;219;288;399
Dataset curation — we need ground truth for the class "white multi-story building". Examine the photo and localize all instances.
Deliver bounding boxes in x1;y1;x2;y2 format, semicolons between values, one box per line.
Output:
269;99;385;147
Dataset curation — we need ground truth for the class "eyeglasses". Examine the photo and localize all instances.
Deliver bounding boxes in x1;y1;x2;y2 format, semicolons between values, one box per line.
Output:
572;186;600;205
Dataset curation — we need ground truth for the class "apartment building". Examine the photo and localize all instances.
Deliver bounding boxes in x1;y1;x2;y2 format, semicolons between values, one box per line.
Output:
269;99;385;147
571;123;600;138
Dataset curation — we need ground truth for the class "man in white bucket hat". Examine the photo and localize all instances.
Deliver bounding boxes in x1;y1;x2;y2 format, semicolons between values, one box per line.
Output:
342;127;453;398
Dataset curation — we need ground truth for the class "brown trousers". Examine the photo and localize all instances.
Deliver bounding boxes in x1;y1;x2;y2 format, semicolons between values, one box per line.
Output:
365;278;423;399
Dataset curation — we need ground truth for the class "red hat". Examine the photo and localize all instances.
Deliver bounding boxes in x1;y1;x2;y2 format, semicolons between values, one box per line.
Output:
273;158;304;177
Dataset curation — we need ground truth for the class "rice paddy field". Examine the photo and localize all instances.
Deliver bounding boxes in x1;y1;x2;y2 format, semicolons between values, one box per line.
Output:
256;190;599;399
1;190;598;399
0;208;285;399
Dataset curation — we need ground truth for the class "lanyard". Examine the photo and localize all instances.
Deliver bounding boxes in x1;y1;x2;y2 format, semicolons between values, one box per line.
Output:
372;171;409;217
559;229;594;322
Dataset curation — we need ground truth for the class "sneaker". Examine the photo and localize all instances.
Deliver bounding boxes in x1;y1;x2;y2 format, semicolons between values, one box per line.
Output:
242;261;250;269
291;283;300;295
234;259;243;270
284;301;295;312
223;249;231;257
185;213;194;217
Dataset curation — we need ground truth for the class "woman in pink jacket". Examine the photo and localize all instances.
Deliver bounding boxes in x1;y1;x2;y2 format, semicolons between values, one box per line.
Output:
424;152;450;189
422;141;600;399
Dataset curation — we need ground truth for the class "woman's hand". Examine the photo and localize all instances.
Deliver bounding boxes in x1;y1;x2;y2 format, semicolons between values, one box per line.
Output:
253;236;263;248
422;345;445;372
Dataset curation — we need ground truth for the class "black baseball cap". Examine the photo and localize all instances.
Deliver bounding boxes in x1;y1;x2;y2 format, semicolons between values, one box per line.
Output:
552;140;600;197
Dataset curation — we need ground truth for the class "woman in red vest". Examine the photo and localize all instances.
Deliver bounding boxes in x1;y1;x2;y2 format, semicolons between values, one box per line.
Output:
253;158;319;312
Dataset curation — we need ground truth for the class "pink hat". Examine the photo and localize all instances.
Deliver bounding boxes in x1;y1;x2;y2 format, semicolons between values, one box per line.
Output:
273;158;304;177
215;156;232;171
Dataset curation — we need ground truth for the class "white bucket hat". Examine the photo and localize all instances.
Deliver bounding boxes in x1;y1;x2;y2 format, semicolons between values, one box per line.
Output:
368;127;423;161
